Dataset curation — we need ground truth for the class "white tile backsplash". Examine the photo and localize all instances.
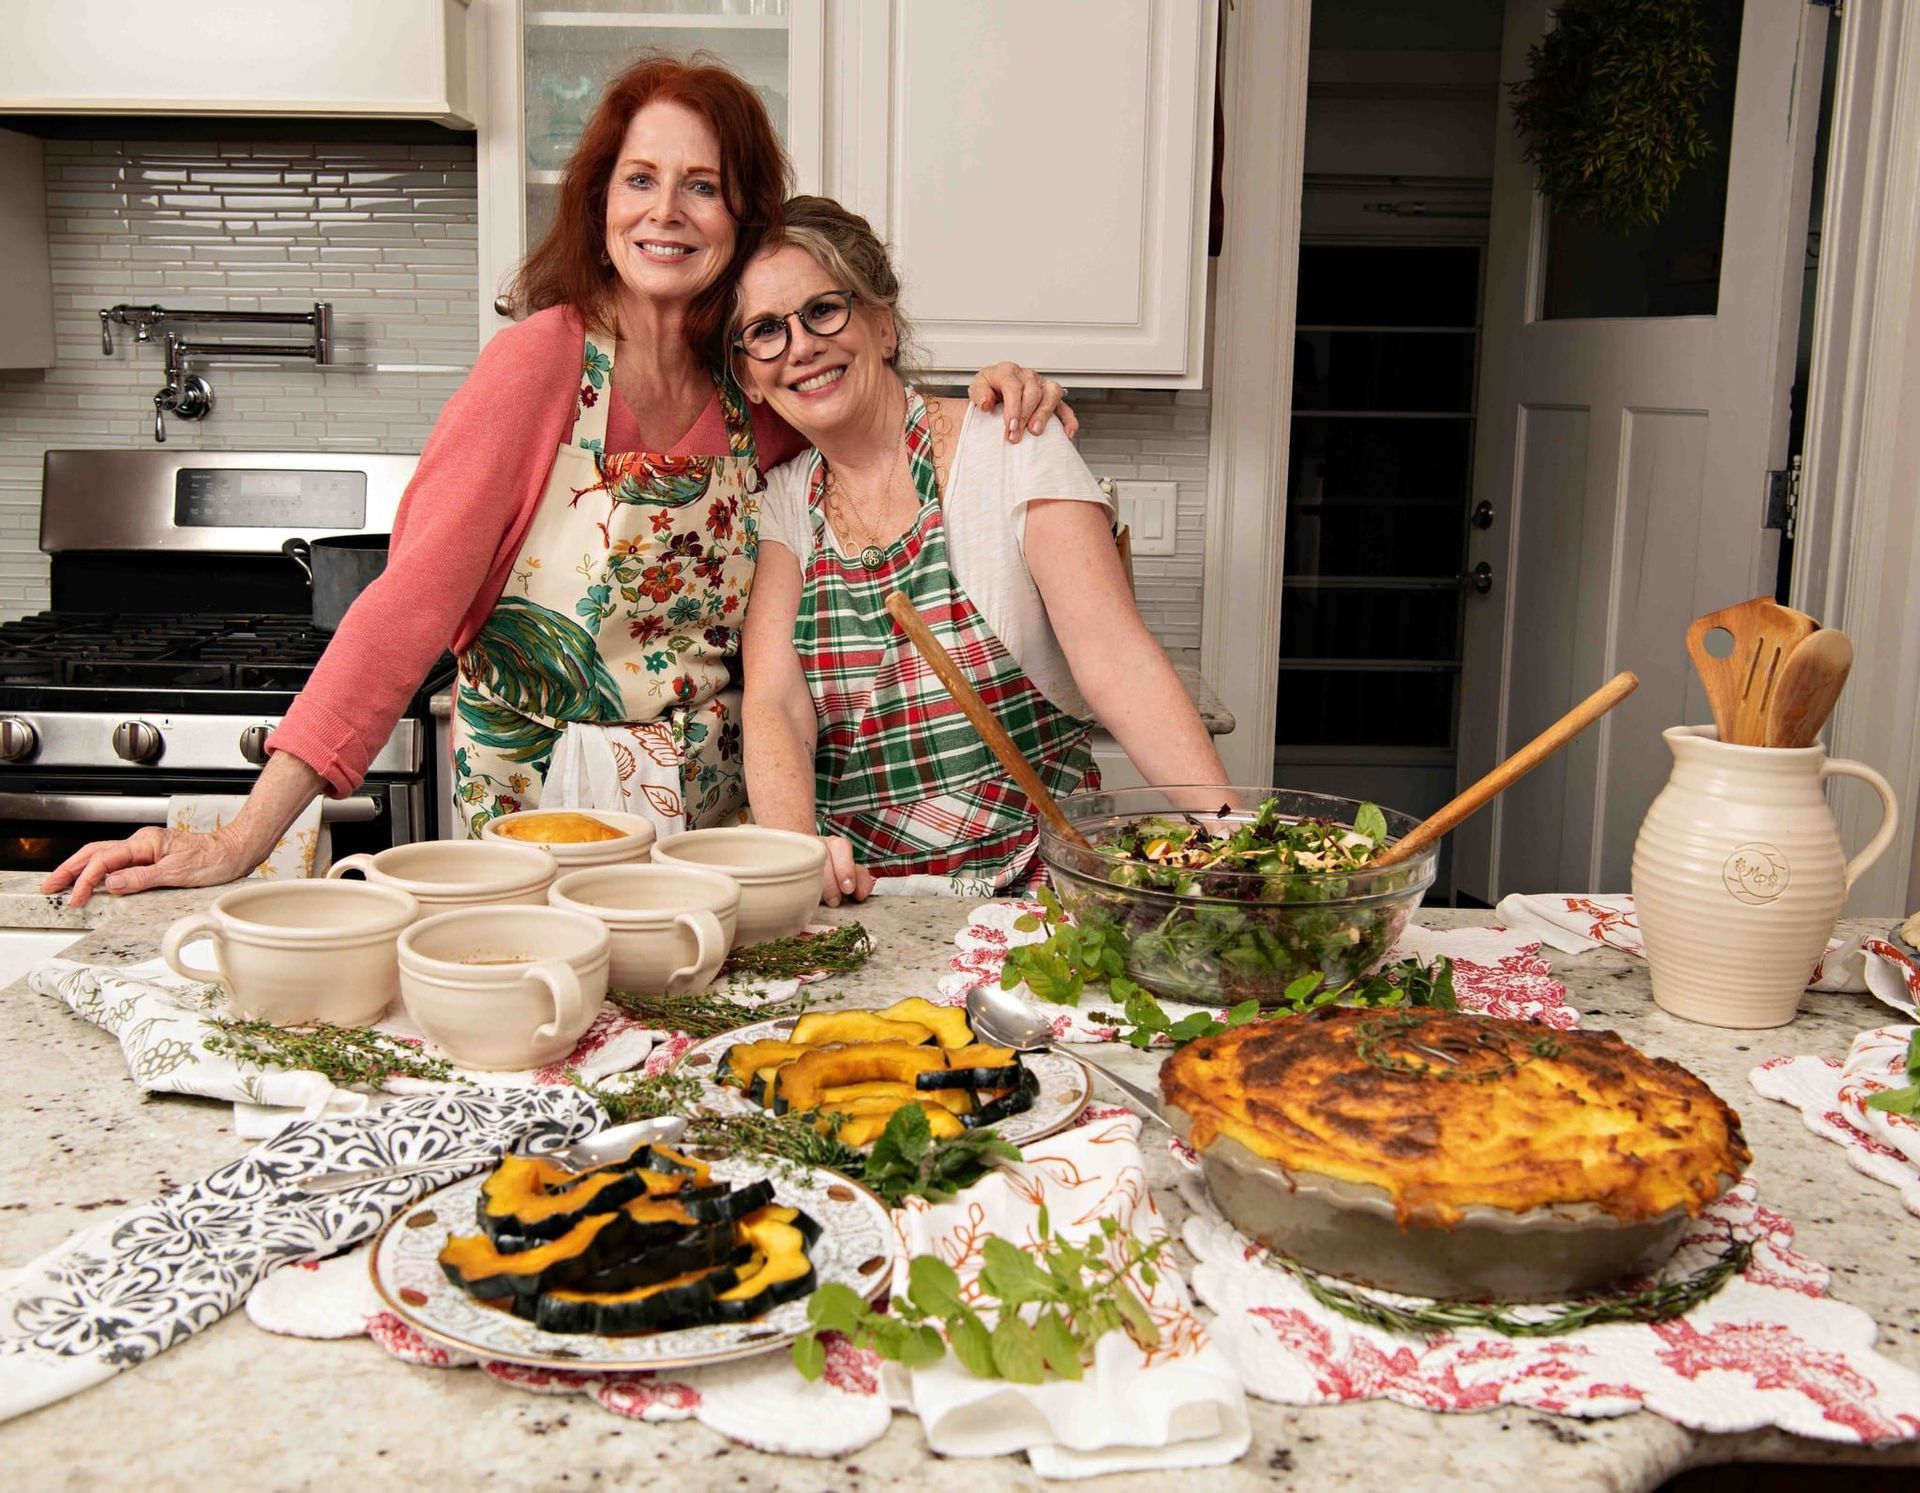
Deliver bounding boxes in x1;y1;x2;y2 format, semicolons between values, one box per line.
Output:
0;136;1211;644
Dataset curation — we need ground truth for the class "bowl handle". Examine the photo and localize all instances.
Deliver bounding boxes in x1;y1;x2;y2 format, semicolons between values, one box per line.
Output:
528;959;588;1045
326;853;377;881
665;909;728;995
161;913;223;986
1822;757;1900;892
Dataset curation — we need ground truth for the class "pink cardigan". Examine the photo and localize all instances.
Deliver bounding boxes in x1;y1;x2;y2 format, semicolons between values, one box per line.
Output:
266;305;802;797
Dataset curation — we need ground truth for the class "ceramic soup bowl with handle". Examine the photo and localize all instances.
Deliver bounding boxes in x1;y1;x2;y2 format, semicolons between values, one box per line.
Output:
326;839;556;915
481;808;658;868
547;863;741;995
161;879;419;1027
651;827;826;948
397;905;610;1071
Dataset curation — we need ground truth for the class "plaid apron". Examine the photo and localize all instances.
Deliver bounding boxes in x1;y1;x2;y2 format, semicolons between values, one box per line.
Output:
450;330;759;837
795;387;1095;891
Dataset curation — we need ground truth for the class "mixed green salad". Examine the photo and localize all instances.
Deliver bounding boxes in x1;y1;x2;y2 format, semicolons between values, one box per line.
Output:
1050;795;1424;1005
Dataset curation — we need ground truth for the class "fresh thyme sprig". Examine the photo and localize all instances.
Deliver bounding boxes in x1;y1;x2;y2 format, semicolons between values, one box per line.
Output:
722;922;874;982
1352;1009;1563;1084
201;1018;455;1086
603;985;817;1039
792;1207;1167;1382
1268;1236;1752;1338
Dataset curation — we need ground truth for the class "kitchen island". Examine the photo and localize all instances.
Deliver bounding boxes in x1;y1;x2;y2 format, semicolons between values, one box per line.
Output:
3;875;1917;1489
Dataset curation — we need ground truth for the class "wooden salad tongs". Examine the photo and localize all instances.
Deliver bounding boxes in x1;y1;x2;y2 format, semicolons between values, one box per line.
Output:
884;590;1093;849
1371;672;1640;869
1684;596;1820;746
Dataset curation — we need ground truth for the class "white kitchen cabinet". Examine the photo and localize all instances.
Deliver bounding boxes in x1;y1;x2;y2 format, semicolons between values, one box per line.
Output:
830;0;1217;385
476;0;1215;384
0;130;54;371
477;0;825;341
0;1;478;126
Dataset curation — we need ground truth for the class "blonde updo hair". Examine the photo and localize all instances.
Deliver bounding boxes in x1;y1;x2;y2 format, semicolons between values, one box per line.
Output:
733;194;922;374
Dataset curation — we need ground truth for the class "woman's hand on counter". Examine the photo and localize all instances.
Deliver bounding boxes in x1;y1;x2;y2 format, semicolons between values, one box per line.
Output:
821;835;876;908
41;824;263;908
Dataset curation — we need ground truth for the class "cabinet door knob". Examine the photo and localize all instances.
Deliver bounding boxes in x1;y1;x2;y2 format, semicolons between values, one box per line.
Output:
493;295;514;318
1471;500;1495;530
1460;562;1494;595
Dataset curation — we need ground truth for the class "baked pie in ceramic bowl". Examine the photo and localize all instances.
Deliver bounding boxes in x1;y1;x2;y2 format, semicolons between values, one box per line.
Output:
1160;1006;1750;1300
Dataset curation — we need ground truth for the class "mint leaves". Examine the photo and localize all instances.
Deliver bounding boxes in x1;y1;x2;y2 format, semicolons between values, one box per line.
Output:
860;1101;1021;1208
1866;1028;1920;1116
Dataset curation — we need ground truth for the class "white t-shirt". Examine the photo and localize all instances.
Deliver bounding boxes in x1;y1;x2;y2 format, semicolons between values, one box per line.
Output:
756;404;1113;720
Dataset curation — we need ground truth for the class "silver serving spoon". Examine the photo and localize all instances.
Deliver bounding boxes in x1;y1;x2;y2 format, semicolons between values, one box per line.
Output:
965;983;1173;1128
294;1115;688;1196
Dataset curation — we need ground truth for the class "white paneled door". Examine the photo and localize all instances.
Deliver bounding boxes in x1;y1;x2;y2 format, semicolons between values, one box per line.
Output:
1454;0;1830;900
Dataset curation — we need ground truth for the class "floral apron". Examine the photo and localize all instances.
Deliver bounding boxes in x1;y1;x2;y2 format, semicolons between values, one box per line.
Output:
795;388;1095;892
451;331;759;837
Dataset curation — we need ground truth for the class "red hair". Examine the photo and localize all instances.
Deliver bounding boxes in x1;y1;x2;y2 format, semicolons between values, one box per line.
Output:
506;52;791;359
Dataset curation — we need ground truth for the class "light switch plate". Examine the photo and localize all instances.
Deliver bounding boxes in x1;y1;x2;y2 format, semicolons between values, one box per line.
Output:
1110;479;1178;555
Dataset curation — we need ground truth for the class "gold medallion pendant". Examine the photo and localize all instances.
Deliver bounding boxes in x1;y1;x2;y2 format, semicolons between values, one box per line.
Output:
859;545;885;571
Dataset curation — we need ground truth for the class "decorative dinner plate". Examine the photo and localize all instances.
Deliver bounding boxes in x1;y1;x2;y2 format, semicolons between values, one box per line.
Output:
368;1155;894;1372
677;1013;1091;1148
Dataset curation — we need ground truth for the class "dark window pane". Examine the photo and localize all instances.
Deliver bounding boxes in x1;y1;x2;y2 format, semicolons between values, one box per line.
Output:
1280;587;1461;662
1293;330;1477;412
1298;245;1480;327
1285;496;1466;579
1289;416;1474;500
1273;667;1457;748
1539;1;1743;320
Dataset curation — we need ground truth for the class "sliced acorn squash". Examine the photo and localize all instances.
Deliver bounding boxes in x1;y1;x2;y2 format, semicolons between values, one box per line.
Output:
718;1039;809;1090
439;1212;623;1299
917;1056;1024;1091
475;1154;656;1243
872;996;974;1050
834;1102;967;1147
966;1065;1041;1127
673;1177;776;1225
776;1042;950;1112
788;1011;936;1047
710;1207;819;1320
561;1228;748;1297
643;1146;715;1186
819;1080;972;1116
943;1044;1018;1069
528;1263;743;1335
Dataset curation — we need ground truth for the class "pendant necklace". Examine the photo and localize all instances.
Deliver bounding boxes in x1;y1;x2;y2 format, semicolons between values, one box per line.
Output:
826;431;906;572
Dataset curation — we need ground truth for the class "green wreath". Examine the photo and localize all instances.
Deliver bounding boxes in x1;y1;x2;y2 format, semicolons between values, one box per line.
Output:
1509;0;1717;231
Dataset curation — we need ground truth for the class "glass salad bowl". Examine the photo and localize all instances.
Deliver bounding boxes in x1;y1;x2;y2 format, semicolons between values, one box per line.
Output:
1034;786;1439;1008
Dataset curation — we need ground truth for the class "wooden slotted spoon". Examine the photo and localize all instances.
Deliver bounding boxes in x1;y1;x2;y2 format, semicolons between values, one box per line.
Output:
883;590;1092;848
1685;596;1819;746
1371;672;1640;869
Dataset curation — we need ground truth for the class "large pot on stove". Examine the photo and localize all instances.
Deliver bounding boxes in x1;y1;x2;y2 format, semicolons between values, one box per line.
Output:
282;534;389;631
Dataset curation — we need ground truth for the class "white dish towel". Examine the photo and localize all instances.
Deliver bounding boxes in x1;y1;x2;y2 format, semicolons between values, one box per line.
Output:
543;719;686;839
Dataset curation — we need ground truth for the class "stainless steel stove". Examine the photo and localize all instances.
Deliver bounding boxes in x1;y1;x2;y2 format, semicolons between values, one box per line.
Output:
0;450;452;872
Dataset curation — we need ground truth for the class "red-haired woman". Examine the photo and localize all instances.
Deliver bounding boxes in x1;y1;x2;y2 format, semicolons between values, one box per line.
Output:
46;54;1071;905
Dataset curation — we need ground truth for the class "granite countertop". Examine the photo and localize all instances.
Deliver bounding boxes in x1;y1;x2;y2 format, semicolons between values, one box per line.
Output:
3;883;1915;1487
426;647;1236;735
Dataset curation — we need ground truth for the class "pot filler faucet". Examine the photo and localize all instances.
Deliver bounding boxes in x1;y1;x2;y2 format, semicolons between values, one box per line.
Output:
99;302;334;443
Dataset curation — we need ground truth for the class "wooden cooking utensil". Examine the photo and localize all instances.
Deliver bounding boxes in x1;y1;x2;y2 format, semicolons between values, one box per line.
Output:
883;589;1093;849
1684;596;1820;745
1764;627;1852;748
1371;672;1640;869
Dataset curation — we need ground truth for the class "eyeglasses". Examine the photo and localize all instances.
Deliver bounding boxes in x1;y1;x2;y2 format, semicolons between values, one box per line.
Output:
732;289;858;362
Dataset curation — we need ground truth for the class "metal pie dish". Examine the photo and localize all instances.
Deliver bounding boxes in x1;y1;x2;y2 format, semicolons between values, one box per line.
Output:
1169;1107;1742;1302
1035;786;1438;1008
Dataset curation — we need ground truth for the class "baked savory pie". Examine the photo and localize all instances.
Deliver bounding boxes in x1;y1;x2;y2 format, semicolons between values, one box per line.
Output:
1161;1007;1749;1227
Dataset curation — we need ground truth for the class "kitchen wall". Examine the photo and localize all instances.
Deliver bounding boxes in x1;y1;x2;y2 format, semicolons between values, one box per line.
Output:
0;134;1212;647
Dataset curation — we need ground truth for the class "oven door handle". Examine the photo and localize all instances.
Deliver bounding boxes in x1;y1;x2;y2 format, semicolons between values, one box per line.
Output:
0;791;383;824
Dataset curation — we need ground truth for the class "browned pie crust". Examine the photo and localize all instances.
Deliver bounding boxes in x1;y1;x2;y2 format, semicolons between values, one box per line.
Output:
1161;1007;1749;1227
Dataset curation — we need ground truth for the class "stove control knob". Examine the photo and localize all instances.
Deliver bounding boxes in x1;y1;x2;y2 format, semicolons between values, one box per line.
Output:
113;719;163;764
0;715;38;763
238;724;272;766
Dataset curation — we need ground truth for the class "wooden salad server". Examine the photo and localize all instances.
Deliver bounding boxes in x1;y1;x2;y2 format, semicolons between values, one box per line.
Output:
1684;596;1820;745
1371;672;1640;869
883;589;1093;849
1764;627;1853;748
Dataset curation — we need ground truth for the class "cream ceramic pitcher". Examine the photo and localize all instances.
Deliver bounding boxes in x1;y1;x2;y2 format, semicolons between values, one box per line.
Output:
1630;725;1898;1028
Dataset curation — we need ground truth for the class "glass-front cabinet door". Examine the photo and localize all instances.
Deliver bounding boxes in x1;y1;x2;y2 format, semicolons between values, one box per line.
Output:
479;0;824;338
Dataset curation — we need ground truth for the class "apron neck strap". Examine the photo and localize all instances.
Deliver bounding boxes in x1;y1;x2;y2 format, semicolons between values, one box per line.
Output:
572;331;615;451
807;383;939;512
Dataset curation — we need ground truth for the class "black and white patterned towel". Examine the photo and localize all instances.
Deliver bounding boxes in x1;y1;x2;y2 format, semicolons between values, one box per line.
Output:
0;1086;602;1421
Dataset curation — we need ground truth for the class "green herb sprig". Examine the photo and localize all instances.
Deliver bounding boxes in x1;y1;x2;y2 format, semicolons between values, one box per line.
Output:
603;985;816;1040
202;1018;454;1086
1004;888;1457;1049
722;922;873;982
1865;1029;1920;1116
1271;1236;1752;1338
860;1100;1019;1208
1352;1010;1563;1084
792;1207;1166;1383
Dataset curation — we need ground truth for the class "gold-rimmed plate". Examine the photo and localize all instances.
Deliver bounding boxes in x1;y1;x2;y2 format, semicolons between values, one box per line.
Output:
676;1011;1091;1148
367;1155;893;1372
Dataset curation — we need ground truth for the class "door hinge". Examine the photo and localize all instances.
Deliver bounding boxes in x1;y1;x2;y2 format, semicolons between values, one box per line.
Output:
1809;0;1842;15
1765;454;1803;540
